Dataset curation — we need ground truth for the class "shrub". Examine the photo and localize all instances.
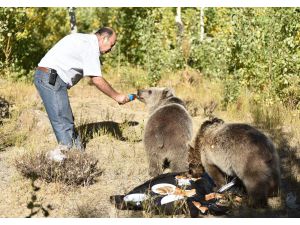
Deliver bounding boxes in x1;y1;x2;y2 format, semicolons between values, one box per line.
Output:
15;151;103;186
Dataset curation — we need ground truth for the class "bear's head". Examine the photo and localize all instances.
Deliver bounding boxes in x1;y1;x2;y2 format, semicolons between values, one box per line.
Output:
137;87;175;111
200;117;224;132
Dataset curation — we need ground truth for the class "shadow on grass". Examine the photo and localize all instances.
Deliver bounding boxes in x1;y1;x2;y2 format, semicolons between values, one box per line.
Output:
26;176;53;218
0;97;11;151
77;120;140;147
270;128;300;217
0;97;10;125
238;112;300;217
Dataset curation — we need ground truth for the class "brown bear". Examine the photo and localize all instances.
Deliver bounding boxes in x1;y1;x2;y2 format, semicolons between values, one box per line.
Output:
137;87;193;177
190;117;280;206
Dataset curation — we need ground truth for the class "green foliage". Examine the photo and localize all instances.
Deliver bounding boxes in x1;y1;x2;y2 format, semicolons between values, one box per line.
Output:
106;8;184;86
1;7;300;110
190;8;300;109
0;8;69;81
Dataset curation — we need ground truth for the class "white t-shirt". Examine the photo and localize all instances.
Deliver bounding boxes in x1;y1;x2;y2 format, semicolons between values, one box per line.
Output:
38;33;102;87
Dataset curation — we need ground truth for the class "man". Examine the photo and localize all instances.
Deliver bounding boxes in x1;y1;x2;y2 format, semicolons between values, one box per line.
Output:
34;27;130;162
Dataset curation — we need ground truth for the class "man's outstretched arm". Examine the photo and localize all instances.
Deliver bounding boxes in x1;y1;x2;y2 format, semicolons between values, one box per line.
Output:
90;76;129;104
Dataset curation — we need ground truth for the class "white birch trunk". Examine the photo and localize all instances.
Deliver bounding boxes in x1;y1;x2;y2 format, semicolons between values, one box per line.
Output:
175;7;184;37
200;7;205;41
68;7;77;34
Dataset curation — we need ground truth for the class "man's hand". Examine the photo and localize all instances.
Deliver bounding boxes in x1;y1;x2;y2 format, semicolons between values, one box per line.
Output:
115;94;130;105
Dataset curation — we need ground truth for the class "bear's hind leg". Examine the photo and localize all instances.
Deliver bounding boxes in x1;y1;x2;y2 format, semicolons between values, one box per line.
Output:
243;176;268;207
169;155;189;173
148;152;162;177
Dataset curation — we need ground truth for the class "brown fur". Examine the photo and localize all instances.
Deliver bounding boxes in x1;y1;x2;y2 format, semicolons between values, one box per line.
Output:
190;117;280;206
137;87;193;177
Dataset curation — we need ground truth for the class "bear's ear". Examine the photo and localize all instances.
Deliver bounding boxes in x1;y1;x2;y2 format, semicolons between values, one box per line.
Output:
163;88;174;98
211;117;224;124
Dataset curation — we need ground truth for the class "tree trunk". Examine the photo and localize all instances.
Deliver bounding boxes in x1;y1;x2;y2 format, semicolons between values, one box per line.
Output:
200;7;205;42
68;7;77;33
175;7;184;38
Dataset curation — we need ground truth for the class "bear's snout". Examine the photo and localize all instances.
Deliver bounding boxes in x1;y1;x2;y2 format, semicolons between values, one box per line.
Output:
137;89;142;97
137;89;143;98
137;89;146;102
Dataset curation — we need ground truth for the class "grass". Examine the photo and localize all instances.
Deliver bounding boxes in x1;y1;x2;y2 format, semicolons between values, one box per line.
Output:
0;66;299;217
75;202;106;218
142;195;189;218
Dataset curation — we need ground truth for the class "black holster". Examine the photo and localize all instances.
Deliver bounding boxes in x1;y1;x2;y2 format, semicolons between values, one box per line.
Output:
48;69;58;85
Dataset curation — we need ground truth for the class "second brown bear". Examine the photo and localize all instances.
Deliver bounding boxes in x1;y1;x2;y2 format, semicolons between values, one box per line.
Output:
190;117;280;206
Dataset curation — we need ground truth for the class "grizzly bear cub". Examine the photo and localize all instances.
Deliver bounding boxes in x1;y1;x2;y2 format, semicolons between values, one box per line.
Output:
137;87;193;177
190;117;280;206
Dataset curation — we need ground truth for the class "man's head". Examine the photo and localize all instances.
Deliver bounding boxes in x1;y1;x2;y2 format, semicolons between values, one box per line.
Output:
95;27;117;54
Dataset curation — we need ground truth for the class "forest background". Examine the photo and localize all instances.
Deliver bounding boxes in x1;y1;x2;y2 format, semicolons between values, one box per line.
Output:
1;7;300;109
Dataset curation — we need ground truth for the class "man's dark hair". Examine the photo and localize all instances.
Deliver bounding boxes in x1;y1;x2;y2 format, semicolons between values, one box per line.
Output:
95;27;114;37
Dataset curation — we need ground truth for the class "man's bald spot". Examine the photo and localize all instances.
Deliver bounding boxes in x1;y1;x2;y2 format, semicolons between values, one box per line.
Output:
95;27;116;38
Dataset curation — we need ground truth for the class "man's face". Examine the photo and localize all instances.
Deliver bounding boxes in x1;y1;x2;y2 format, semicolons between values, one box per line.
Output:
99;33;116;54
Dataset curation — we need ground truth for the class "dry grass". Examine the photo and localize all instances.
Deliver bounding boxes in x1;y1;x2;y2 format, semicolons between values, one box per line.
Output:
15;151;103;186
142;196;189;218
0;67;300;217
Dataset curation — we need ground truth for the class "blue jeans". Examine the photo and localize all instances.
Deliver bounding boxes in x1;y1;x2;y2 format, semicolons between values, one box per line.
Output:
34;69;83;150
